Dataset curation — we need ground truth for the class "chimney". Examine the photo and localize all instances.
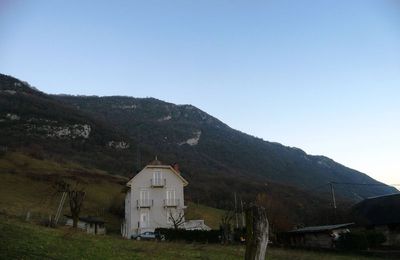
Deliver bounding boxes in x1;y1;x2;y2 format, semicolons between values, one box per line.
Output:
172;162;180;173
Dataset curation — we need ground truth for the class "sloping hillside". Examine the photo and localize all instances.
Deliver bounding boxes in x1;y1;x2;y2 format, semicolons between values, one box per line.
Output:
55;93;397;202
0;73;397;213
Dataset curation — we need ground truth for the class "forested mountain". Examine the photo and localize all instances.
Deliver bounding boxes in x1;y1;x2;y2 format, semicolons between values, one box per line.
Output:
54;90;397;201
0;73;397;219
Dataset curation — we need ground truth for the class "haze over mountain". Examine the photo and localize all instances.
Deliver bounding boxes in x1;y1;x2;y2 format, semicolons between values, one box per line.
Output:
0;73;397;210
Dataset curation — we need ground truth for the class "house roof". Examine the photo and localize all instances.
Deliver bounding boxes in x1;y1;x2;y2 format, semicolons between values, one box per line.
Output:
64;215;105;224
289;223;354;233
352;193;400;226
126;162;189;187
148;157;163;165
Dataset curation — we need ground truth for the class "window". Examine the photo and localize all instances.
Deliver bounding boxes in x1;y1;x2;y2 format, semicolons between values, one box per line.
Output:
153;170;163;186
140;211;149;228
166;189;176;205
140;189;149;205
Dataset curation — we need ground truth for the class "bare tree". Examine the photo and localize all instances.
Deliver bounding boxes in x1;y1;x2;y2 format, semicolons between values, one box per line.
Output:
167;209;185;230
56;180;86;228
220;210;234;244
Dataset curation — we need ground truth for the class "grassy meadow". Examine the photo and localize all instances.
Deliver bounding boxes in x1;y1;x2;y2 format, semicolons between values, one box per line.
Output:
0;215;383;260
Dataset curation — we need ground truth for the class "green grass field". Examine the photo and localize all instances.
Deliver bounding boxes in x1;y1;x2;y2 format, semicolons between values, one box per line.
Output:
0;215;382;260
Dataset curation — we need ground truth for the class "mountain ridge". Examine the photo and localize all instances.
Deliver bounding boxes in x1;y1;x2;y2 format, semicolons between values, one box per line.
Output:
0;73;397;210
50;84;398;198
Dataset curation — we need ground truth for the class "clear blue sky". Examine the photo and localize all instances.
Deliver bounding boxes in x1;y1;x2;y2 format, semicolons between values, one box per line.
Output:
1;0;399;185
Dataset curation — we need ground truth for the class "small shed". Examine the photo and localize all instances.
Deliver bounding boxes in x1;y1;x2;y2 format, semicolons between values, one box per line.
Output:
282;223;353;249
65;215;106;235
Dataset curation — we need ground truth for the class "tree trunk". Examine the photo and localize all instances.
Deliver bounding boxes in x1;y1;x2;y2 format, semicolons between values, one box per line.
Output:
245;205;269;260
72;214;79;228
68;190;85;229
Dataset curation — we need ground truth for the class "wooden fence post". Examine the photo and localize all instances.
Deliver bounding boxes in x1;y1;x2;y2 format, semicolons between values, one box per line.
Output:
245;205;269;260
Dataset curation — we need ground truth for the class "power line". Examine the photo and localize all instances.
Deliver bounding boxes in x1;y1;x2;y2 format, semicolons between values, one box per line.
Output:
307;182;400;192
331;182;400;187
306;181;399;220
306;183;330;193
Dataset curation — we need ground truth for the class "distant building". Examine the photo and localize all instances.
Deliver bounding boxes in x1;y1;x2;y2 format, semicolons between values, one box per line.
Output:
122;158;189;238
281;223;353;249
65;215;106;235
352;193;400;247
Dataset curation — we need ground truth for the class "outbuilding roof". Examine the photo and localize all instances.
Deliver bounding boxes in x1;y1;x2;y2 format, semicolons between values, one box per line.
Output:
64;215;105;224
183;220;211;231
289;223;354;233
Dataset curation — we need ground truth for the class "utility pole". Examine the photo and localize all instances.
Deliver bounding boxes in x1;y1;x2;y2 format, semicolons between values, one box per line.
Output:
136;125;141;171
329;182;337;222
234;192;239;229
241;199;245;228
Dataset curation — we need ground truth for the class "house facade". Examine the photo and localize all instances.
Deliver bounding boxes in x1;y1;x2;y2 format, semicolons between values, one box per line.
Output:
122;159;188;238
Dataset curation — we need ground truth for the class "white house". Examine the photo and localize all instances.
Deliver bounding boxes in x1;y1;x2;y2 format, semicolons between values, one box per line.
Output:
121;158;189;238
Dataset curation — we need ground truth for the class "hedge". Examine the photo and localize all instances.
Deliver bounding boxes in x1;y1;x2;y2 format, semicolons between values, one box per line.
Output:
337;230;386;250
155;228;221;243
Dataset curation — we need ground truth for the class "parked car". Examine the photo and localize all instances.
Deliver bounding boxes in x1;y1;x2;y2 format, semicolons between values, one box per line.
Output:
132;231;165;241
133;231;155;240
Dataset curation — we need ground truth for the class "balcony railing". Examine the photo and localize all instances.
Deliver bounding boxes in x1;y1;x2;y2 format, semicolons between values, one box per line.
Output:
137;199;153;208
164;198;180;207
151;178;166;187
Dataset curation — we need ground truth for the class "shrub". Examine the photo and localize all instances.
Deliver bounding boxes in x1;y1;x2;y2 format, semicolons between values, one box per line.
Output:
337;232;368;250
365;230;386;248
155;228;221;243
337;230;386;250
108;194;125;218
233;227;246;243
0;146;7;157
